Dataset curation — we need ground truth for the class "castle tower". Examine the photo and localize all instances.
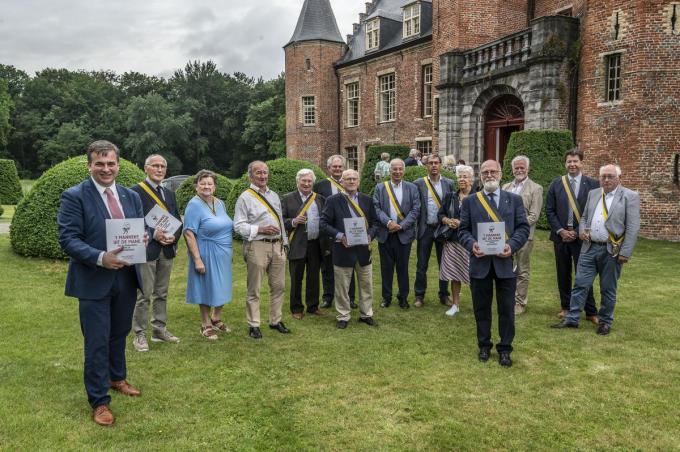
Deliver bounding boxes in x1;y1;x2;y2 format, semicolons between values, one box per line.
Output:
284;0;346;169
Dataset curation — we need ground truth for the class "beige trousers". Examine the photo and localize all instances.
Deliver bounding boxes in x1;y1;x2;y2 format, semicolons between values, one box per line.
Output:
133;253;174;335
334;263;373;321
245;240;286;327
514;239;534;306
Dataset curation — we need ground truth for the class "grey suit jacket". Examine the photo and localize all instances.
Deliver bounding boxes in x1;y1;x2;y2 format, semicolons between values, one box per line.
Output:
502;177;543;240
579;185;640;258
415;176;455;239
373;180;420;244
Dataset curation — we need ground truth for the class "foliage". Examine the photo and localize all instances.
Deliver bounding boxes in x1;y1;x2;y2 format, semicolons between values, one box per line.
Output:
10;156;144;259
175;173;234;215
0;204;4;217
0;159;23;204
359;145;412;194
502;129;574;230
0;79;12;150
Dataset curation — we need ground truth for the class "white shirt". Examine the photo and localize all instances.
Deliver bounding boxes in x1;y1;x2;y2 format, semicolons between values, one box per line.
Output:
590;187;618;243
233;183;288;244
329;177;341;195
387;181;404;223
426;177;443;225
299;191;319;240
568;173;582;197
509;178;526;195
144;177;165;201
483;188;501;209
91;178;124;266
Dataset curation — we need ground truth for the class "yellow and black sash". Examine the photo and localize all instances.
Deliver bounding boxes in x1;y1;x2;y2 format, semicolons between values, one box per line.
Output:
138;181;168;211
476;191;509;240
384;181;405;221
343;193;368;228
328;177;345;194
288;193;317;244
561;176;582;224
601;190;624;249
247;188;283;233
423;177;442;209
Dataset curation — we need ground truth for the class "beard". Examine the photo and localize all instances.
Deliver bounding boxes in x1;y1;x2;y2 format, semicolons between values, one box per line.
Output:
483;180;500;192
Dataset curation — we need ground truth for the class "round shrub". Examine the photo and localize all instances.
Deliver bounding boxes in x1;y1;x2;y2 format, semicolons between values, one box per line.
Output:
10;155;145;259
360;145;411;194
175;173;234;215
0;159;23;204
0;204;4;217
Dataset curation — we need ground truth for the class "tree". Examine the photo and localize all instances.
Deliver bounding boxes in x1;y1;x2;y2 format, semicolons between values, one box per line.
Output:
38;122;91;169
0;80;12;151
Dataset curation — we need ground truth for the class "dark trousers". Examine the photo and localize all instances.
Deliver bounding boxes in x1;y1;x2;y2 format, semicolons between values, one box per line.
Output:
79;267;137;408
470;266;516;353
321;250;355;303
414;225;450;298
554;240;597;315
378;233;413;302
289;239;321;314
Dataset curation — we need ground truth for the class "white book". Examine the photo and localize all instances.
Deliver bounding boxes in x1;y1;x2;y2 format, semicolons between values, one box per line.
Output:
106;218;146;264
478;222;505;255
144;204;182;235
343;217;369;246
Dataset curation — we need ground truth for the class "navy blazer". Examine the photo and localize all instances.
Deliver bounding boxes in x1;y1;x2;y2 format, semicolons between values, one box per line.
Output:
320;192;378;268
282;191;330;261
458;190;530;279
373;180;420;244
545;174;599;242
58;178;144;300
414;176;455;239
130;182;182;261
313;178;342;199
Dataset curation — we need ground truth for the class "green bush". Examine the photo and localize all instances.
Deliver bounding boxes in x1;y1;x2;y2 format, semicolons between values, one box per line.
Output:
359;145;412;194
0;204;4;217
0;159;23;204
175;173;234;216
502;129;574;230
10;156;145;259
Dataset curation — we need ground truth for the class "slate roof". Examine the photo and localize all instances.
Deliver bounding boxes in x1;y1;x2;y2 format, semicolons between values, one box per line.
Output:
286;0;344;47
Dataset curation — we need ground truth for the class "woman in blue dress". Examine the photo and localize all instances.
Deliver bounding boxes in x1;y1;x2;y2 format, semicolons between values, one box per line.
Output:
183;170;233;340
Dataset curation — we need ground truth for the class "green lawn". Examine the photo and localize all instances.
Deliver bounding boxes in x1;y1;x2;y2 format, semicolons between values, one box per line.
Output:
20;179;34;194
0;232;679;450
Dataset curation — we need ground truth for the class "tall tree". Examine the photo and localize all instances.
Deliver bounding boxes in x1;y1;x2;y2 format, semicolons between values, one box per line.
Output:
0;80;13;153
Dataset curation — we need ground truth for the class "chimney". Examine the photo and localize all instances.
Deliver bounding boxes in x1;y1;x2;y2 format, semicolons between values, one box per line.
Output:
359;13;367;23
353;23;360;33
365;2;372;14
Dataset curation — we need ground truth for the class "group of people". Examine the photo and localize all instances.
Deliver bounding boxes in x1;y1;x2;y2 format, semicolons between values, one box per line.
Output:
57;140;640;426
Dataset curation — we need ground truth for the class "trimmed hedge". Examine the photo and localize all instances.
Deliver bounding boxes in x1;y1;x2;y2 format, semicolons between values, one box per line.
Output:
360;145;411;194
0;204;4;217
0;159;23;204
175;174;234;215
10;156;145;259
502;129;575;230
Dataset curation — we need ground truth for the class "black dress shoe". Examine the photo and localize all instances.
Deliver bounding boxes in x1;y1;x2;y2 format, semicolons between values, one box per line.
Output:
478;348;491;362
596;323;611;335
248;327;262;339
349;300;358;309
269;322;291;334
336;320;348;329
550;320;579;329
380;299;391;308
320;300;332;309
358;317;376;326
398;300;410;310
499;352;513;367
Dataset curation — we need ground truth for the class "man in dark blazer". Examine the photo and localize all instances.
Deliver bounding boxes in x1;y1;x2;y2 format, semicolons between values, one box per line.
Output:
414;154;455;307
546;148;600;323
129;154;183;352
282;168;329;319
373;158;421;309
58;140;147;426
320;169;379;329
458;160;529;368
314;154;357;309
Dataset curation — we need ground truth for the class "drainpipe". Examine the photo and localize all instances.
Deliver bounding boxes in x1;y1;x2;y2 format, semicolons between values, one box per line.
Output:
527;0;535;26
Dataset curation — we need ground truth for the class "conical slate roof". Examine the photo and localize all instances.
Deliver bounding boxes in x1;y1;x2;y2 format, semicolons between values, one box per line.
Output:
286;0;344;46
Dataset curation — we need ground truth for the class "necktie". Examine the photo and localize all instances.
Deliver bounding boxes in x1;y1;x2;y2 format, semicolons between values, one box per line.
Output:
487;192;496;208
156;184;165;201
104;188;124;219
567;179;575;227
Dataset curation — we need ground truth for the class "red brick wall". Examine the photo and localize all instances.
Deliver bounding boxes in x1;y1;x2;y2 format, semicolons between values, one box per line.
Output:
535;0;586;18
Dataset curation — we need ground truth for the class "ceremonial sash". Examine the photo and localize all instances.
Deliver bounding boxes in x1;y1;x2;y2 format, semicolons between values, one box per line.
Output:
561;176;582;224
601;190;624;247
247;188;283;233
138;181;168;211
288;193;317;244
476;191;509;240
343;193;368;228
328;177;345;194
423;177;442;209
384;182;405;221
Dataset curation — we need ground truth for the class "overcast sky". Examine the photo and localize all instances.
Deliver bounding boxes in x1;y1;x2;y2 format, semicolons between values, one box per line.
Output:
0;0;367;80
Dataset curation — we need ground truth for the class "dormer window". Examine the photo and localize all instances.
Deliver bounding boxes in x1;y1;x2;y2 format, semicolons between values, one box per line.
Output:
403;3;421;38
366;18;380;51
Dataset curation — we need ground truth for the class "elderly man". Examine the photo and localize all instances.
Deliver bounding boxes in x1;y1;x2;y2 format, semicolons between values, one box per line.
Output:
501;155;543;315
546;148;600;323
282;169;328;319
320;169;379;329
130;154;182;351
373;158;421;309
414;154;455;307
458;160;529;367
404;149;419;167
234;160;290;339
314;154;356;309
551;164;640;335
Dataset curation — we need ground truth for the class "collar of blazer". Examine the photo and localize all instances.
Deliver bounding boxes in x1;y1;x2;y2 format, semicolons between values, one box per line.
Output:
87;178;130;220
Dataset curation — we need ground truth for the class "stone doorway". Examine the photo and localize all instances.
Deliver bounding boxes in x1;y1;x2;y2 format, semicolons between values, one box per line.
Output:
484;95;524;165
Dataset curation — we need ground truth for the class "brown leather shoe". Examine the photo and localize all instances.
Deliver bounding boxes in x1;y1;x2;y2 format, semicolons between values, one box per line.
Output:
309;310;325;316
586;315;599;326
110;380;141;397
414;296;424;308
558;309;567;319
92;405;114;426
291;312;304;320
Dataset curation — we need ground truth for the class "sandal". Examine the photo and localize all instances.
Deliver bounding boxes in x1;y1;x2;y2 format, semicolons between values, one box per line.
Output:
211;319;231;333
200;325;218;340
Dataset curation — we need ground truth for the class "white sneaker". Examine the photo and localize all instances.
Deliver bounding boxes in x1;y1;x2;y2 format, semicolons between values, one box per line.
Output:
133;334;149;352
445;305;459;317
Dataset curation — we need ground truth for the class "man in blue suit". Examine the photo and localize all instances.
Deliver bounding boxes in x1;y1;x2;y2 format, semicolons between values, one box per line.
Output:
58;140;146;426
458;160;529;367
373;158;421;309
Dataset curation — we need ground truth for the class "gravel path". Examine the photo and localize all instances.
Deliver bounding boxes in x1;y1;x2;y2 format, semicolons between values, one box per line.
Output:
0;223;10;234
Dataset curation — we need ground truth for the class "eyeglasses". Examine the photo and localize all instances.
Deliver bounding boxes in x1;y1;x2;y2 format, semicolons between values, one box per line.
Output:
600;174;618;179
481;170;500;176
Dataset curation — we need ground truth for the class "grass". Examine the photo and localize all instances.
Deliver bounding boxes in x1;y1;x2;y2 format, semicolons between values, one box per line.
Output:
0;232;679;450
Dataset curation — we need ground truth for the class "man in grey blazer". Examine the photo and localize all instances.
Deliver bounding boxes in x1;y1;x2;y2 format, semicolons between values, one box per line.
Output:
552;164;640;335
414;154;455;307
502;155;543;314
373;159;421;309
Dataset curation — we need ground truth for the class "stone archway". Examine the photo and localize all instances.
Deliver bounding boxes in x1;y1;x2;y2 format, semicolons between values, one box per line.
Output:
483;94;524;164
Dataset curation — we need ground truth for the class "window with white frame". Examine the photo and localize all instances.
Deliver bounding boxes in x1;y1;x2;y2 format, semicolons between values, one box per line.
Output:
416;140;432;155
302;96;316;125
403;3;421;38
605;53;622;102
345;146;359;171
346;82;359;127
366;19;380;51
422;64;433;117
379;73;396;122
